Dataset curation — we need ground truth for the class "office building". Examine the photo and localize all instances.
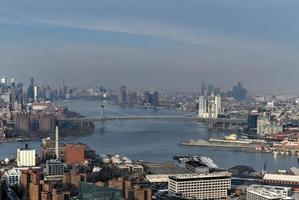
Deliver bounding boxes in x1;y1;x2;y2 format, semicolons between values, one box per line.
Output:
248;113;259;133
17;144;36;167
246;184;293;200
168;171;231;199
45;160;64;178
4;168;21;186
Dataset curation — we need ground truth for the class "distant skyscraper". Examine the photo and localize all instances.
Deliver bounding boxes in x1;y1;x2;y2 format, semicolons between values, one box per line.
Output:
150;91;159;107
214;87;220;96
214;96;222;118
34;86;38;102
199;95;222;119
128;91;137;106
198;96;208;118
208;84;214;96
10;78;16;88
231;82;247;101
201;81;207;96
144;91;151;103
1;76;7;86
27;77;34;103
119;86;127;105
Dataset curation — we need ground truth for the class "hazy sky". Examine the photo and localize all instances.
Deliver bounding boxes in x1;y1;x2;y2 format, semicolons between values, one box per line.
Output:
1;0;299;92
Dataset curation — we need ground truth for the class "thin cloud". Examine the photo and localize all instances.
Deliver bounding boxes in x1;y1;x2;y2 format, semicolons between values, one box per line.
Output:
35;18;275;52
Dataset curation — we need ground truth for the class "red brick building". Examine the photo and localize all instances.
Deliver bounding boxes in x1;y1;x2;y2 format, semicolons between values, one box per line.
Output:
65;144;85;165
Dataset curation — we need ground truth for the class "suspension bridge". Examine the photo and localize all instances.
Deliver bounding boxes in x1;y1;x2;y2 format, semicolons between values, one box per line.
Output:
57;104;247;129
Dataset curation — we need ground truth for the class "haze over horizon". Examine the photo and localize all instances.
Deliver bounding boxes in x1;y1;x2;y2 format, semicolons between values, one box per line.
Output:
1;0;299;93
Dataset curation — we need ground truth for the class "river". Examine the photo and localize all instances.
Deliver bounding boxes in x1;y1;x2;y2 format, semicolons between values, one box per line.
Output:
1;100;298;172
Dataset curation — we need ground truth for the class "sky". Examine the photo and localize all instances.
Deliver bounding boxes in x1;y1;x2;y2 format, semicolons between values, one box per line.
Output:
1;0;299;92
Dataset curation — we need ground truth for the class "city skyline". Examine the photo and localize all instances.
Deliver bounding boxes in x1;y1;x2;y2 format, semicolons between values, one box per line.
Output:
1;0;299;92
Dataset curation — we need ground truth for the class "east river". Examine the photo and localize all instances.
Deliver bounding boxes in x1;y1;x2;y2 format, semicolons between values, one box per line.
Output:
1;100;299;171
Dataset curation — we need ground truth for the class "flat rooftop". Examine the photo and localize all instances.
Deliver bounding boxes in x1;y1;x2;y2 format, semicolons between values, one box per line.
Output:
143;162;190;174
264;174;299;183
169;171;231;181
247;185;293;199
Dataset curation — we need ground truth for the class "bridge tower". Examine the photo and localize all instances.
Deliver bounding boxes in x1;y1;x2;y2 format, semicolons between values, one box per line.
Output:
100;105;105;121
99;104;106;132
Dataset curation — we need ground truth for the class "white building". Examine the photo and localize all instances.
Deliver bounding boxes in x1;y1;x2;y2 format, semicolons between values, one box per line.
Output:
198;96;208;118
1;76;7;85
198;95;222;119
16;145;36;167
215;96;222;118
4;168;21;186
34;85;38;102
168;172;231;200
246;184;293;200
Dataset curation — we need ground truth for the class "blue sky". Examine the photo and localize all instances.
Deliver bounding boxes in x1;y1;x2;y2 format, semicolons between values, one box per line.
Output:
1;0;299;92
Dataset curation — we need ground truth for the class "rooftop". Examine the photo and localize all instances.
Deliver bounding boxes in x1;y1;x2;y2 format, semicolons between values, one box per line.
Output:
169;171;231;181
264;173;299;182
247;185;293;199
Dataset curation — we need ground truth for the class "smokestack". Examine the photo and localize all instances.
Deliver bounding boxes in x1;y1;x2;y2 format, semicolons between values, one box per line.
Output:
55;125;59;160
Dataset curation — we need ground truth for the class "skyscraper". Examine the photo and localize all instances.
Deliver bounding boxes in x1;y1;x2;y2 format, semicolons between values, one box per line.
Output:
214;96;222;118
150;91;159;107
198;96;208;118
119;86;127;105
27;77;34;103
201;81;207;96
34;86;38;102
1;76;7;86
198;95;222;119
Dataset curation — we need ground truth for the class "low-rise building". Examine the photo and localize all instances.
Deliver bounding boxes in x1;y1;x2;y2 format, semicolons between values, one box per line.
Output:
263;173;299;188
246;184;293;200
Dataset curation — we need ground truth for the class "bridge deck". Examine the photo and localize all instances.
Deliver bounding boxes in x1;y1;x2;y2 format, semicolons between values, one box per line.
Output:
58;116;247;123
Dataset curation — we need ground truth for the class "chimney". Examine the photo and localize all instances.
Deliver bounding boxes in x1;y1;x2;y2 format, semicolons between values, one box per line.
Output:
55;125;59;160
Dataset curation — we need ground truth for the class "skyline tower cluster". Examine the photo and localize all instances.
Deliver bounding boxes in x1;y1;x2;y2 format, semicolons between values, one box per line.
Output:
198;82;222;119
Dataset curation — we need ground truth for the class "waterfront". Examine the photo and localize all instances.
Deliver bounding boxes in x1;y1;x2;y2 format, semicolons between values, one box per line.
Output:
1;100;299;171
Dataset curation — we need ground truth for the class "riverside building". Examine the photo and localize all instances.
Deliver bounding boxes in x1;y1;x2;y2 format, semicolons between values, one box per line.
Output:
168;171;231;199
